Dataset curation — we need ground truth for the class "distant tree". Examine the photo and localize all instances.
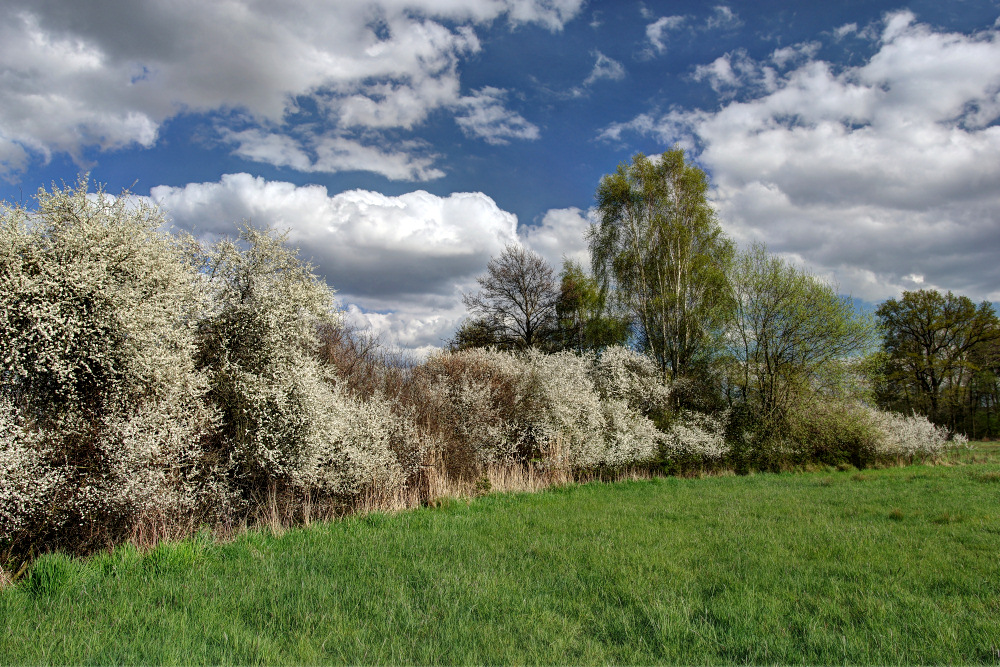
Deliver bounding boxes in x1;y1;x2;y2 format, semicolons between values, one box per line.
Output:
555;260;629;353
876;289;999;430
462;244;558;350
727;242;878;423
447;317;506;352
589;148;734;381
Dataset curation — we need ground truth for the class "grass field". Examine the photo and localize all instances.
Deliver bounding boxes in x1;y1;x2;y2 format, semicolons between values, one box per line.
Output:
2;449;999;664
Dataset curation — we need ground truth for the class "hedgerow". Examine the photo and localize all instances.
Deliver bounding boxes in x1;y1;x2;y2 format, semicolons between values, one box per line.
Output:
0;180;971;568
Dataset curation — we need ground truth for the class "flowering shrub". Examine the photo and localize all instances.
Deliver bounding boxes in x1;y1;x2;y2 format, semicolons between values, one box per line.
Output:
0;181;216;553
590;345;671;415
663;410;730;462
412;347;665;473
868;409;953;460
415;348;537;474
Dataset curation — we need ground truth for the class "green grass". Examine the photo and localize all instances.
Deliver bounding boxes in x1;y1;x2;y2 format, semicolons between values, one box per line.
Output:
3;461;1000;665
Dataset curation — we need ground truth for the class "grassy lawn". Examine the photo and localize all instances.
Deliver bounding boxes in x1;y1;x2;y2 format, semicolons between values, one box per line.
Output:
2;455;1000;664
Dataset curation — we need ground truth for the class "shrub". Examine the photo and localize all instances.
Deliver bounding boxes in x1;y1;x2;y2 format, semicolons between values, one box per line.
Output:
0;181;217;555
662;410;730;469
412;347;666;475
867;409;952;461
785;400;881;469
198;226;423;502
590;345;671;416
414;348;538;476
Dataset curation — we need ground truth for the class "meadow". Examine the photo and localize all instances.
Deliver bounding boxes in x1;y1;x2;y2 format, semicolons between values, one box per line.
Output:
2;447;999;665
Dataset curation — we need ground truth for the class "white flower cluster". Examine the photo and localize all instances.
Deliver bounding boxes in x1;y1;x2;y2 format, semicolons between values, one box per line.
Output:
867;409;954;459
418;346;667;471
663;410;731;461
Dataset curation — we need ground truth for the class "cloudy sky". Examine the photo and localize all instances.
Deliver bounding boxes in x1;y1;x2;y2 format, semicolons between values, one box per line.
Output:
2;0;999;354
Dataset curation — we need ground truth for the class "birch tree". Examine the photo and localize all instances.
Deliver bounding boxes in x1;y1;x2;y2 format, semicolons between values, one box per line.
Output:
589;149;733;381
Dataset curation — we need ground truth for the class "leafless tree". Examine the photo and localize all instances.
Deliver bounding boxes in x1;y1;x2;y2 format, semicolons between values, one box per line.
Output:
462;244;558;350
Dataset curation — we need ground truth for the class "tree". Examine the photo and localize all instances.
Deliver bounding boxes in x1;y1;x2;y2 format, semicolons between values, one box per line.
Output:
589;148;734;382
447;317;506;352
727;243;878;422
462;244;558;350
876;289;999;430
555;260;629;353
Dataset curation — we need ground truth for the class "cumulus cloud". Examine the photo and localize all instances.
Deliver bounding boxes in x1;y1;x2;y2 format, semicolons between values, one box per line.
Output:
601;11;1000;302
151;173;529;349
519;207;593;271
0;0;583;180
149;173;593;352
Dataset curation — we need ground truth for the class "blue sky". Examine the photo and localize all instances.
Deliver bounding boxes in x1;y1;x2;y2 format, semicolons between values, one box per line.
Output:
2;0;999;353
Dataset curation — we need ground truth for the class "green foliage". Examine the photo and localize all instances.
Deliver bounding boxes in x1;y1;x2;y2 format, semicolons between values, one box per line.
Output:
555;259;629;353
786;398;881;469
447;316;507;352
590;148;734;382
727;242;878;423
876;289;999;435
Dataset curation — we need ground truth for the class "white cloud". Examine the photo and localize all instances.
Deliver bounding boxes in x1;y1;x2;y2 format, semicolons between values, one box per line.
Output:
150;174;596;352
645;15;687;54
706;6;743;31
454;88;541;144
222;128;446;181
833;22;858;40
601;12;1000;302
584;51;626;85
0;0;583;179
643;6;741;59
519;206;594;271
151;173;527;349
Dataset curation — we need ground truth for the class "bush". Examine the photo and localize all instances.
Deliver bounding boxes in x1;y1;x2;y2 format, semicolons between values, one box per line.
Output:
867;409;952;461
0;181;217;556
785;399;881;469
662;410;730;472
411;347;666;475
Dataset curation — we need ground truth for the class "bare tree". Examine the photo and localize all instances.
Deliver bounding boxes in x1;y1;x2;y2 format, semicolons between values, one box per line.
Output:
462;244;558;350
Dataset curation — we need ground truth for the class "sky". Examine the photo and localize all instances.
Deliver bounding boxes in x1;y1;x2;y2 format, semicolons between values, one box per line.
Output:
2;0;999;355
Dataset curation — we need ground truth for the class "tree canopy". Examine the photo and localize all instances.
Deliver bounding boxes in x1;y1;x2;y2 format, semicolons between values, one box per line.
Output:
462;244;558;350
589;148;733;381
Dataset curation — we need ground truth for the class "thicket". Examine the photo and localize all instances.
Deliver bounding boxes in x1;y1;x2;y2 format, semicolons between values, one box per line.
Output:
0;178;967;574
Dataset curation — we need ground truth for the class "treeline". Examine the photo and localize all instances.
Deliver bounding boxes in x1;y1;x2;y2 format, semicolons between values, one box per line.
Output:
0;164;977;569
453;150;1000;440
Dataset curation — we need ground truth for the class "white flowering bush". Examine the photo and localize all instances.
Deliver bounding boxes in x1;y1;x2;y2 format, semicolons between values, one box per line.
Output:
325;392;425;496
416;348;537;473
868;409;953;460
198;225;340;494
590;345;671;415
663;410;731;462
198;226;421;500
526;349;663;469
0;181;217;553
414;347;665;474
